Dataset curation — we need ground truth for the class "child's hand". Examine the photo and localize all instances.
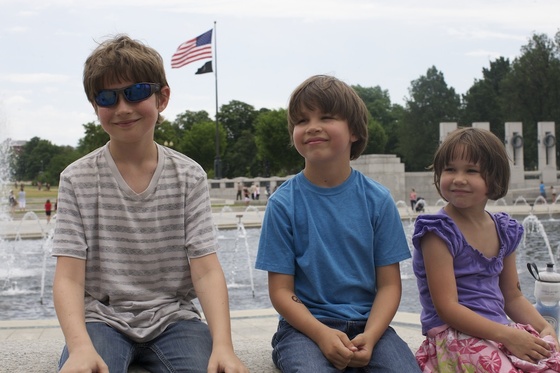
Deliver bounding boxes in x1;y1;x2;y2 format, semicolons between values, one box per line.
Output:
208;347;249;373
503;327;552;363
539;324;559;349
315;327;357;370
59;346;108;373
347;333;374;368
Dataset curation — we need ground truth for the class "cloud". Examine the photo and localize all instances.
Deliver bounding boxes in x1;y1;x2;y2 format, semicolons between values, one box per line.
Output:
0;73;69;84
5;104;94;147
3;95;30;106
6;26;28;33
464;49;504;60
448;28;527;42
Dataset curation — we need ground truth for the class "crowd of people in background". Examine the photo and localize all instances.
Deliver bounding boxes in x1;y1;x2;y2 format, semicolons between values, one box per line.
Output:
236;181;273;206
6;182;56;224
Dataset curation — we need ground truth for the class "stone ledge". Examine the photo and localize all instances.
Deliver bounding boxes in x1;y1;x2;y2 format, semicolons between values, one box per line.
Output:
0;338;279;373
0;312;422;372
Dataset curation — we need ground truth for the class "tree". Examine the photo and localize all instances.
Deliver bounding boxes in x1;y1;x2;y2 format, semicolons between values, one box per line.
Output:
353;85;400;154
218;100;258;141
254;109;302;176
462;57;511;141
218;100;260;177
221;130;259;178
14;137;68;184
77;122;109;155
154;119;179;148
500;33;560;169
179;121;226;177
398;66;461;171
44;146;81;185
364;119;388;155
173;110;212;132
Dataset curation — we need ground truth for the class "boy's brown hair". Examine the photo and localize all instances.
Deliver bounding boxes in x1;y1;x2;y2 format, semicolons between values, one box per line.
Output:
432;127;510;200
287;75;369;160
83;35;169;124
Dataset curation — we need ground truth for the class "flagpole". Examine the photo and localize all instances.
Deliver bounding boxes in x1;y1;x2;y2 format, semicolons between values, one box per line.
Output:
213;20;222;179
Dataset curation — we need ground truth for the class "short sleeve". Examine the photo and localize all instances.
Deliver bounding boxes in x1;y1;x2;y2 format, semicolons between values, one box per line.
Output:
412;213;462;256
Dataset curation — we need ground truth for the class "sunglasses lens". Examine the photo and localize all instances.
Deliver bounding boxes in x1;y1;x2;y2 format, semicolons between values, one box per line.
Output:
95;90;118;107
124;83;154;102
94;83;160;107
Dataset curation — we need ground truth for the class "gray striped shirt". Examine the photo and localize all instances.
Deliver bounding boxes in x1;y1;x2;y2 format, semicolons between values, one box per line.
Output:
52;143;217;342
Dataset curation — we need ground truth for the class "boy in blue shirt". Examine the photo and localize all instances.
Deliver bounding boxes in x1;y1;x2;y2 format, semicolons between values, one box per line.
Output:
256;75;420;372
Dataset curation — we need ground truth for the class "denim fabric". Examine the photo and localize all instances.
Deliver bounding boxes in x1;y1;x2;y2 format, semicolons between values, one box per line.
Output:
271;318;421;373
58;319;212;373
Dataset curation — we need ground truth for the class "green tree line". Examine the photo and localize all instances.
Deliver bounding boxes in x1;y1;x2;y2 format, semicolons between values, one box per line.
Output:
10;32;560;186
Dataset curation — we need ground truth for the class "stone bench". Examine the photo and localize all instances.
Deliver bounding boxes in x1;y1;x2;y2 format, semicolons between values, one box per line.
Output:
2;338;279;372
0;310;422;372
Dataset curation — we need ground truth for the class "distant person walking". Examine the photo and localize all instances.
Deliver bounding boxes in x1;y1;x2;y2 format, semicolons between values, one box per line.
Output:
18;185;26;212
540;180;547;200
410;188;417;210
250;183;256;200
254;184;260;200
551;185;557;203
45;199;53;224
8;190;16;214
236;182;243;201
243;186;250;206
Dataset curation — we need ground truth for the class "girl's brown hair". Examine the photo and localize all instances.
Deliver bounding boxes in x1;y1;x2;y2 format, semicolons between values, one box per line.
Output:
287;75;369;160
432;127;510;200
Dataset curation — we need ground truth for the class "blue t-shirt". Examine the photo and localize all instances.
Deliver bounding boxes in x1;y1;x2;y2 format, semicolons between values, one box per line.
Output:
412;210;523;335
255;170;411;321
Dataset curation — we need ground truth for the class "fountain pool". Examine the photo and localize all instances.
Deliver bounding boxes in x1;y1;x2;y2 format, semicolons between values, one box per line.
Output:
2;214;560;320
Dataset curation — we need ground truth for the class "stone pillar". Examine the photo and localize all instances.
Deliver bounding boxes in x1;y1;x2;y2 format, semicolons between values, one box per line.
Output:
472;122;490;131
538;121;557;184
351;154;405;202
439;122;457;144
504;122;524;186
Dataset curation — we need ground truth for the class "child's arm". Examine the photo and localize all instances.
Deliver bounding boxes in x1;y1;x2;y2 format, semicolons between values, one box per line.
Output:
53;256;109;373
500;253;558;343
191;253;249;373
268;272;357;370
347;263;402;368
422;232;552;362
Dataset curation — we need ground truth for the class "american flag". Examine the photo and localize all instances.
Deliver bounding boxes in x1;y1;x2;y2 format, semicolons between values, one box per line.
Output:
171;29;213;69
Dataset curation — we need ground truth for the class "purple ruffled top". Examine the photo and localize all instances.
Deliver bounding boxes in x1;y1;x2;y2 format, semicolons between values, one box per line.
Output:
412;210;524;335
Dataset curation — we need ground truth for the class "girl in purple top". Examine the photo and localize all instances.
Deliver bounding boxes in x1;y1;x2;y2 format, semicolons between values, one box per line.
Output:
413;127;560;372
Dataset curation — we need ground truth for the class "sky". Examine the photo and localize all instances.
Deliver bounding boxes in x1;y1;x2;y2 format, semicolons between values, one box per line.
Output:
1;0;559;148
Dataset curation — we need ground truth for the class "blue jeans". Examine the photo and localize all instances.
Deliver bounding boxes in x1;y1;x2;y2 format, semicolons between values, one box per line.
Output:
58;319;212;373
271;319;421;372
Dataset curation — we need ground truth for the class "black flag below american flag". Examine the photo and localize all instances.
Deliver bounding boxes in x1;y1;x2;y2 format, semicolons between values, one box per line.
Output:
195;61;213;75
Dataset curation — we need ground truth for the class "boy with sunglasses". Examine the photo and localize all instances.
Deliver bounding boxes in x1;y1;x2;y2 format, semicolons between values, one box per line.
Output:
52;35;248;373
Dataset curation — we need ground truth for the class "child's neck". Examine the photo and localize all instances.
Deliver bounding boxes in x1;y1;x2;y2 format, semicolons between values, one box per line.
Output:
303;163;352;187
443;203;489;226
108;139;157;165
108;140;159;194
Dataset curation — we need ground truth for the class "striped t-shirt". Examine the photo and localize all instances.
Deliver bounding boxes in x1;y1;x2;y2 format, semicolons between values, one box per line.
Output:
52;143;217;342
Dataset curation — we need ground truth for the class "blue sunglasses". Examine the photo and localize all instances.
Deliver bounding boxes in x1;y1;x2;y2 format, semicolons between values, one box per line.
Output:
94;83;161;107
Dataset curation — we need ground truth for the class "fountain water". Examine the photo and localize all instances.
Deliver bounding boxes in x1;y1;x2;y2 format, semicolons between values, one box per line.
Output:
234;215;255;297
4;198;560;320
514;196;531;206
493;198;507;206
522;214;556;266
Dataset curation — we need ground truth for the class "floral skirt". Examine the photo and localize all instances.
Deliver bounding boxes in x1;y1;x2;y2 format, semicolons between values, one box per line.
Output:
415;323;560;372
